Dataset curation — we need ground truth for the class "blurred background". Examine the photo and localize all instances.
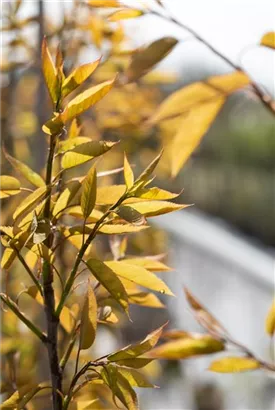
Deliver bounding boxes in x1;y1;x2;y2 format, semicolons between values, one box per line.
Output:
1;1;274;409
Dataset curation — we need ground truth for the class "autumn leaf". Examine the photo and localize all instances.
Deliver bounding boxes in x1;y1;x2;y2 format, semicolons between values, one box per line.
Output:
260;31;275;49
79;285;97;350
13;186;47;222
126;37;178;82
149;334;224;360
171;98;225;176
62;59;101;99
209;357;261;373
4;151;45;188
1;248;16;269
61;140;118;169
52;180;82;217
61;79;116;122
265;300;275;336
132;150;163;192
116;366;155;388
124;153;134;189
108;9;143;21
86;258;129;313
0;176;21;199
41;38;59;105
114;205;147;226
57;137;91;154
88;0;121;7
81;165;97;218
128;201;188;217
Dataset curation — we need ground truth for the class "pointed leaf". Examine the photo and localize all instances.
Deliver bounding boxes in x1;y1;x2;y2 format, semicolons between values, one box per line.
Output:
0;176;21;199
207;71;250;93
81;166;97;218
171;98;225;176
61;140;117;169
108;9;143;21
61;79;115;123
105;261;174;296
88;0;121;6
86;258;128;313
260;31;275;49
4;151;45;188
126;37;178;82
62;59;101;98
53;180;82;217
124;258;171;272
57;137;91;154
79;285;97;350
96;185;126;205
13;186;47;221
117;367;155;388
41;38;59;105
128;201;188;217
124;153;134;189
209;357;261;373
133;150;163;191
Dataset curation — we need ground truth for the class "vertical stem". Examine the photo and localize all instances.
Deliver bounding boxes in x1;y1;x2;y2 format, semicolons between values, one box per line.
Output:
42;130;62;410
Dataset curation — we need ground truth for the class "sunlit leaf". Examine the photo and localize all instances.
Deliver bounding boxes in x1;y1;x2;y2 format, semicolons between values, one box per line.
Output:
108;9;143;21
42;38;59;105
126;37;178;82
96;185;126;205
105;261;174;295
62;59;101;98
86;258;128;313
149;334;224;359
124;153;134;189
129;292;165;308
68;118;81;139
117;367;155;388
132;150;163;191
209;356;261;373
88;0;121;7
57;137;91;154
132;187;180;201
61;79;116;122
171;98;225;176
4;151;45;188
124;258;171;272
61;140;117;169
260;31;275;49
207;71;250;93
52;180;82;217
13;186;47;221
81;165;97;218
0;176;21;199
265;300;275;336
1;248;16;269
108;322;166;361
79;285;97;349
128;201;188;217
113;357;153;369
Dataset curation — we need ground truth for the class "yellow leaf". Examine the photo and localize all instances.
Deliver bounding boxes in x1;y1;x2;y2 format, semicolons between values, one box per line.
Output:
260;31;275;49
132;187;180;201
57;137;91;154
126;37;178;82
4;151;45;188
108;323;166;361
1;248;16;269
86;258;128;313
65;206;103;222
133;150;163;192
124;258;171;272
96;185;126;205
117;367;155;388
68;119;81;139
171;98;225;176
61;140;117;169
53;180;82;218
88;0;121;7
81;165;97;218
97;224;148;234
61;79;116;123
149;335;224;359
79;285;97;349
41;38;59;105
62;59;101;98
115;205;147;226
105;261;174;296
124;153;134;189
265;300;275;336
209;357;260;373
13;186;47;221
0;175;21;199
108;9;143;21
129;292;165;308
128;201;188;217
207;71;250;93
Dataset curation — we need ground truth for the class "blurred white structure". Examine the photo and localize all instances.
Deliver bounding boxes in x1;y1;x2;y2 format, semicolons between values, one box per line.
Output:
142;210;275;410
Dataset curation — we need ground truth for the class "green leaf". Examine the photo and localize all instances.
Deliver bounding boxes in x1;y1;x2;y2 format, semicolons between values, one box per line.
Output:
124;153;134;189
86;258;128;313
209;357;261;373
105;261;174;296
107;323;166;361
0;176;21;199
13;186;47;222
260;31;275;49
149;335;224;359
41;38;59;105
4;151;45;188
116;366;155;388
265;300;275;336
62;58;101;99
126;37;178;82
114;205;146;226
79;285;97;350
113;357;153;369
61;79;115;122
52;180;82;217
132;150;163;191
61;140;117;169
